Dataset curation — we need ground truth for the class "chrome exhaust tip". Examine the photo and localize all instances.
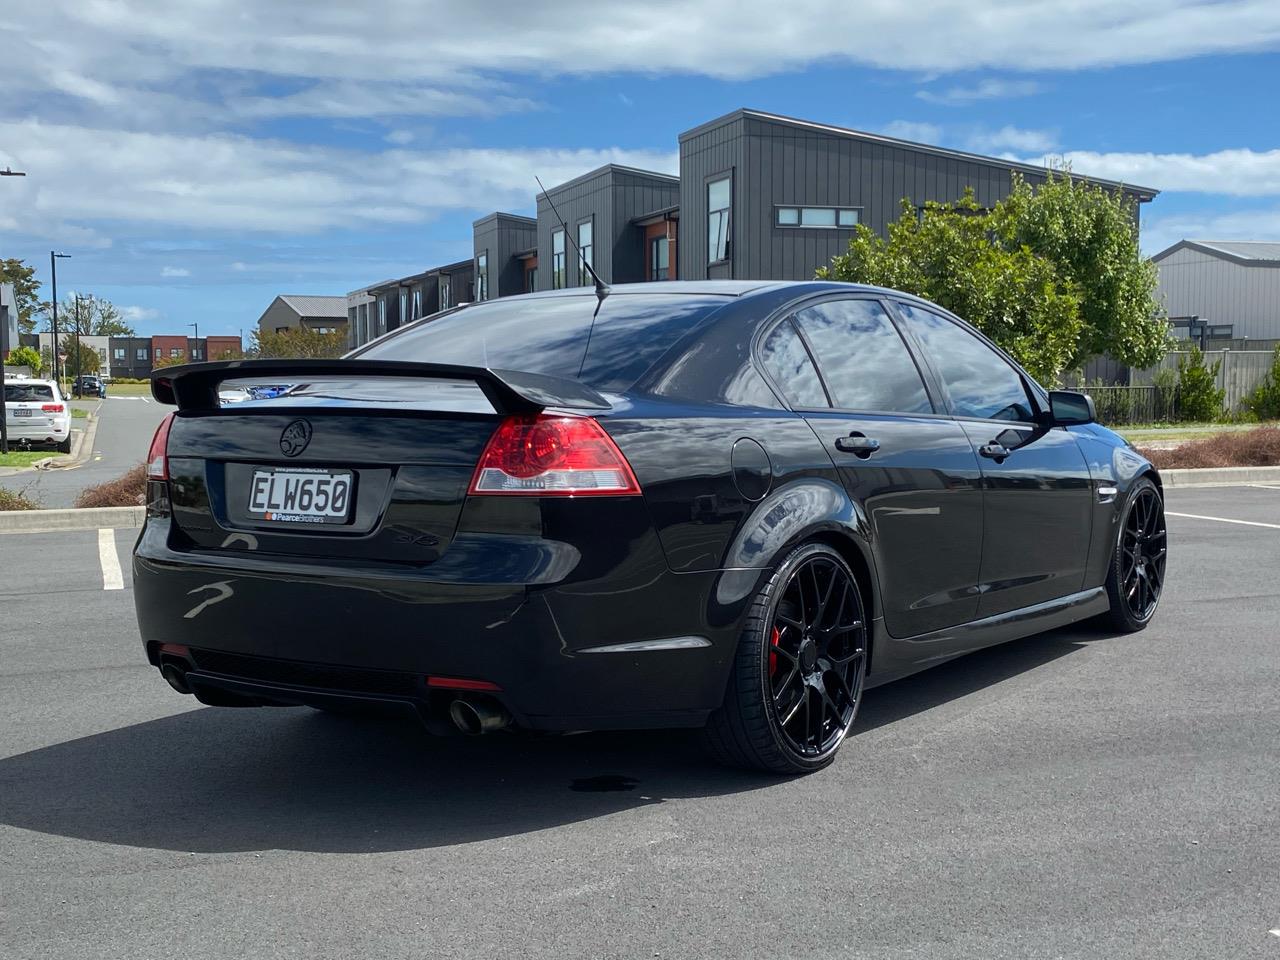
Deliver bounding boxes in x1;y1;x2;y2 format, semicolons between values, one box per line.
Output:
160;662;192;695
449;698;511;736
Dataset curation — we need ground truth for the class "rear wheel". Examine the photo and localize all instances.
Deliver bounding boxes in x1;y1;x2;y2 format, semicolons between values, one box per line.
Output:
1103;477;1167;632
702;542;868;775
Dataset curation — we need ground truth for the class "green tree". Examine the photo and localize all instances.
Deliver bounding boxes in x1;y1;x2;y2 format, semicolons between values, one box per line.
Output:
63;335;102;376
4;345;42;373
40;294;135;337
253;328;348;359
0;259;43;334
1175;346;1225;422
993;171;1169;371
820;172;1170;384
818;193;1082;384
1243;346;1280;421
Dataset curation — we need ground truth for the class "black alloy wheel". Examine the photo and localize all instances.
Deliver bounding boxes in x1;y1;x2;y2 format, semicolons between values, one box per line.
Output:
1104;477;1167;632
703;542;868;774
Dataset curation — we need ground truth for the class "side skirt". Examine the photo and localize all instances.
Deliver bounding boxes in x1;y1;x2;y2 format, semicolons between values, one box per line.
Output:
865;587;1109;690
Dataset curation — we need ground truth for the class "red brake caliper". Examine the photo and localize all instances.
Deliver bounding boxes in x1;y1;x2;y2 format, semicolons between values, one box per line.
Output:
769;626;780;677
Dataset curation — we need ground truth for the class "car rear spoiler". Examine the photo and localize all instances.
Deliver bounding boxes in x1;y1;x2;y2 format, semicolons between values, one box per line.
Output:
151;359;612;414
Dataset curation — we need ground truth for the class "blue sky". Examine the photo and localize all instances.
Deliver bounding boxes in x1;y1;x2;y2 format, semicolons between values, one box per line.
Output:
1;1;1279;339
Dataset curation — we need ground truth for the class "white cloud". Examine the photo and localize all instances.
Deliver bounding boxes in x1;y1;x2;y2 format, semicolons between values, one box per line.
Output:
1019;147;1280;195
966;126;1059;154
4;0;1280;131
0;120;677;236
121;305;162;323
879;120;944;145
917;79;1043;105
383;130;415;146
160;266;190;277
230;261;249;271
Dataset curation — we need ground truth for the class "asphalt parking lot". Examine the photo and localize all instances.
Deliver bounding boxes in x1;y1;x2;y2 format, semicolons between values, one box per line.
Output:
1;484;1277;960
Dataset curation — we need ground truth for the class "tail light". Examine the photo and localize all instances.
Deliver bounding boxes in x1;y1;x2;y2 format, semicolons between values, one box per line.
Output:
468;414;641;497
147;413;175;480
41;403;65;413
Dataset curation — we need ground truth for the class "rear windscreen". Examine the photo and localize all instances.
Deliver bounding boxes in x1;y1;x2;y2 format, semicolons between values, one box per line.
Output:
4;384;54;402
353;294;729;392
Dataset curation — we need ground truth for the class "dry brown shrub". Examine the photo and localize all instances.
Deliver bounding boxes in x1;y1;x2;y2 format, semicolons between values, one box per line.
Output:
1136;427;1280;470
74;462;147;508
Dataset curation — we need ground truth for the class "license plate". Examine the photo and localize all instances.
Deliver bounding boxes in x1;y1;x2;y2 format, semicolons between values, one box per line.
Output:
13;409;32;417
247;468;353;525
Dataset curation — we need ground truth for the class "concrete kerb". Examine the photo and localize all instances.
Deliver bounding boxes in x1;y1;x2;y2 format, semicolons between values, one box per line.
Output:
0;505;145;534
1159;466;1280;487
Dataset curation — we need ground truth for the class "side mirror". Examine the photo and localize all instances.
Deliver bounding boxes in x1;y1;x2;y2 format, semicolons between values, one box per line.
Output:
1049;390;1096;426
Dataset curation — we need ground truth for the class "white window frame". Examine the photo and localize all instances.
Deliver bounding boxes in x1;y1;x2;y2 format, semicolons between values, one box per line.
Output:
707;174;731;263
576;220;593;287
774;206;861;228
552;229;566;289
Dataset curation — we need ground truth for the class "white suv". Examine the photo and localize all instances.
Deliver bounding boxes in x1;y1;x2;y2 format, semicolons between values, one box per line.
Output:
3;378;73;454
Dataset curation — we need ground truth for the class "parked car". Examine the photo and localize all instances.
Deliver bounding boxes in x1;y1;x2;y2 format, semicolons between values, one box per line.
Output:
4;377;73;453
217;386;251;405
133;281;1167;774
72;375;105;398
247;384;292;400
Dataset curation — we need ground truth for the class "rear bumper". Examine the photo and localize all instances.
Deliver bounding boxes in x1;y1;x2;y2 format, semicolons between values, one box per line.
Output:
133;518;764;730
4;420;70;443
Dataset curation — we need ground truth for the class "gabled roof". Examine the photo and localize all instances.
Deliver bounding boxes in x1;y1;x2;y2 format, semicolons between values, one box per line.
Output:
275;295;349;318
680;108;1159;200
1152;239;1280;266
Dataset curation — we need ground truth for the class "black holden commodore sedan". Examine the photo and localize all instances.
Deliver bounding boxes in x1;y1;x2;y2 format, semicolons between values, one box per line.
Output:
133;281;1166;774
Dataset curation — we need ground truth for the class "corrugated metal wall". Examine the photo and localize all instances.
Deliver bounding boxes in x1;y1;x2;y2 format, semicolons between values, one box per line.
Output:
474;214;536;298
679;112;1148;284
1155;247;1280;341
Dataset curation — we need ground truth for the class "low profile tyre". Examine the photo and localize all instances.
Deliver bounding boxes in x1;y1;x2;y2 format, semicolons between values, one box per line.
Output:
57;437;72;455
1103;476;1167;633
702;542;868;775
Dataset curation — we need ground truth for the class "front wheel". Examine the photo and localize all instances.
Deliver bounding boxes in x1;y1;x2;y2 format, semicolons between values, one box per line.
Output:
1103;477;1167;632
702;542;868;775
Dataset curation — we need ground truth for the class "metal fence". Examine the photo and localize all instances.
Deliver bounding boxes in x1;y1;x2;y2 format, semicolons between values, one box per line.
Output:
1087;385;1180;426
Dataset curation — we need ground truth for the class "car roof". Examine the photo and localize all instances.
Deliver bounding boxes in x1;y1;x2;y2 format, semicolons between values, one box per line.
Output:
4;377;57;387
479;279;911;302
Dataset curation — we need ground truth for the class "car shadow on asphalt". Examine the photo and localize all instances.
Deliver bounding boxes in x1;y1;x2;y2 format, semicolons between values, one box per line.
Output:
0;623;1113;854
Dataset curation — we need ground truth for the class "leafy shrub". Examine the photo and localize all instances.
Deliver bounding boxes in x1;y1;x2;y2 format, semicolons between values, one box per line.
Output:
1136;427;1280;469
1243;347;1280;421
0;486;40;511
74;463;147;508
1175;347;1225;422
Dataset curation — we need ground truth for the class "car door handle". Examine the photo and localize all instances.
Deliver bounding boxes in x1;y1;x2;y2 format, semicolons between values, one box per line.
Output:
978;442;1010;461
834;433;880;458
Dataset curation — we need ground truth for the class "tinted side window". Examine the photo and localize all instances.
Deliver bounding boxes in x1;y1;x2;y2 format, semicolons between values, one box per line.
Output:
793;299;932;414
759;320;828;408
895;303;1034;422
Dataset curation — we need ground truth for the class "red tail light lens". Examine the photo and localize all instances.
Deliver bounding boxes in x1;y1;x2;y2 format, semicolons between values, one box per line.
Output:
147;413;175;480
41;403;65;413
468;415;641;497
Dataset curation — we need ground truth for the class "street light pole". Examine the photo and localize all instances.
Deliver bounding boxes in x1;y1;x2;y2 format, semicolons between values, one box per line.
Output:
50;252;70;386
188;321;198;361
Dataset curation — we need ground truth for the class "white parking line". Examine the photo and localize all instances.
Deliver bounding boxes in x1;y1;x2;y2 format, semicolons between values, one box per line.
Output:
1167;511;1280;530
97;528;124;590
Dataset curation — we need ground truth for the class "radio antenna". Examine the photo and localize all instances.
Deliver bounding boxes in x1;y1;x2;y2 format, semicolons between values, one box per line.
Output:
536;175;610;314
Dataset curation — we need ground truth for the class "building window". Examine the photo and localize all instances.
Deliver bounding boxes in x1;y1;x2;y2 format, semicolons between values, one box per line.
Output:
191;348;202;360
708;175;731;263
525;266;537;293
650;236;670;281
440;276;452;310
552;229;566;289
169;348;182;359
136;347;149;360
113;347;125;360
377;298;386;334
475;252;489;301
577;221;593;286
775;207;860;228
399;290;408;325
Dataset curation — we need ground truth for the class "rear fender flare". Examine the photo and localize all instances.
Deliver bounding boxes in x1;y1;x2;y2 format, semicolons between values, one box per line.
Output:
711;477;878;613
